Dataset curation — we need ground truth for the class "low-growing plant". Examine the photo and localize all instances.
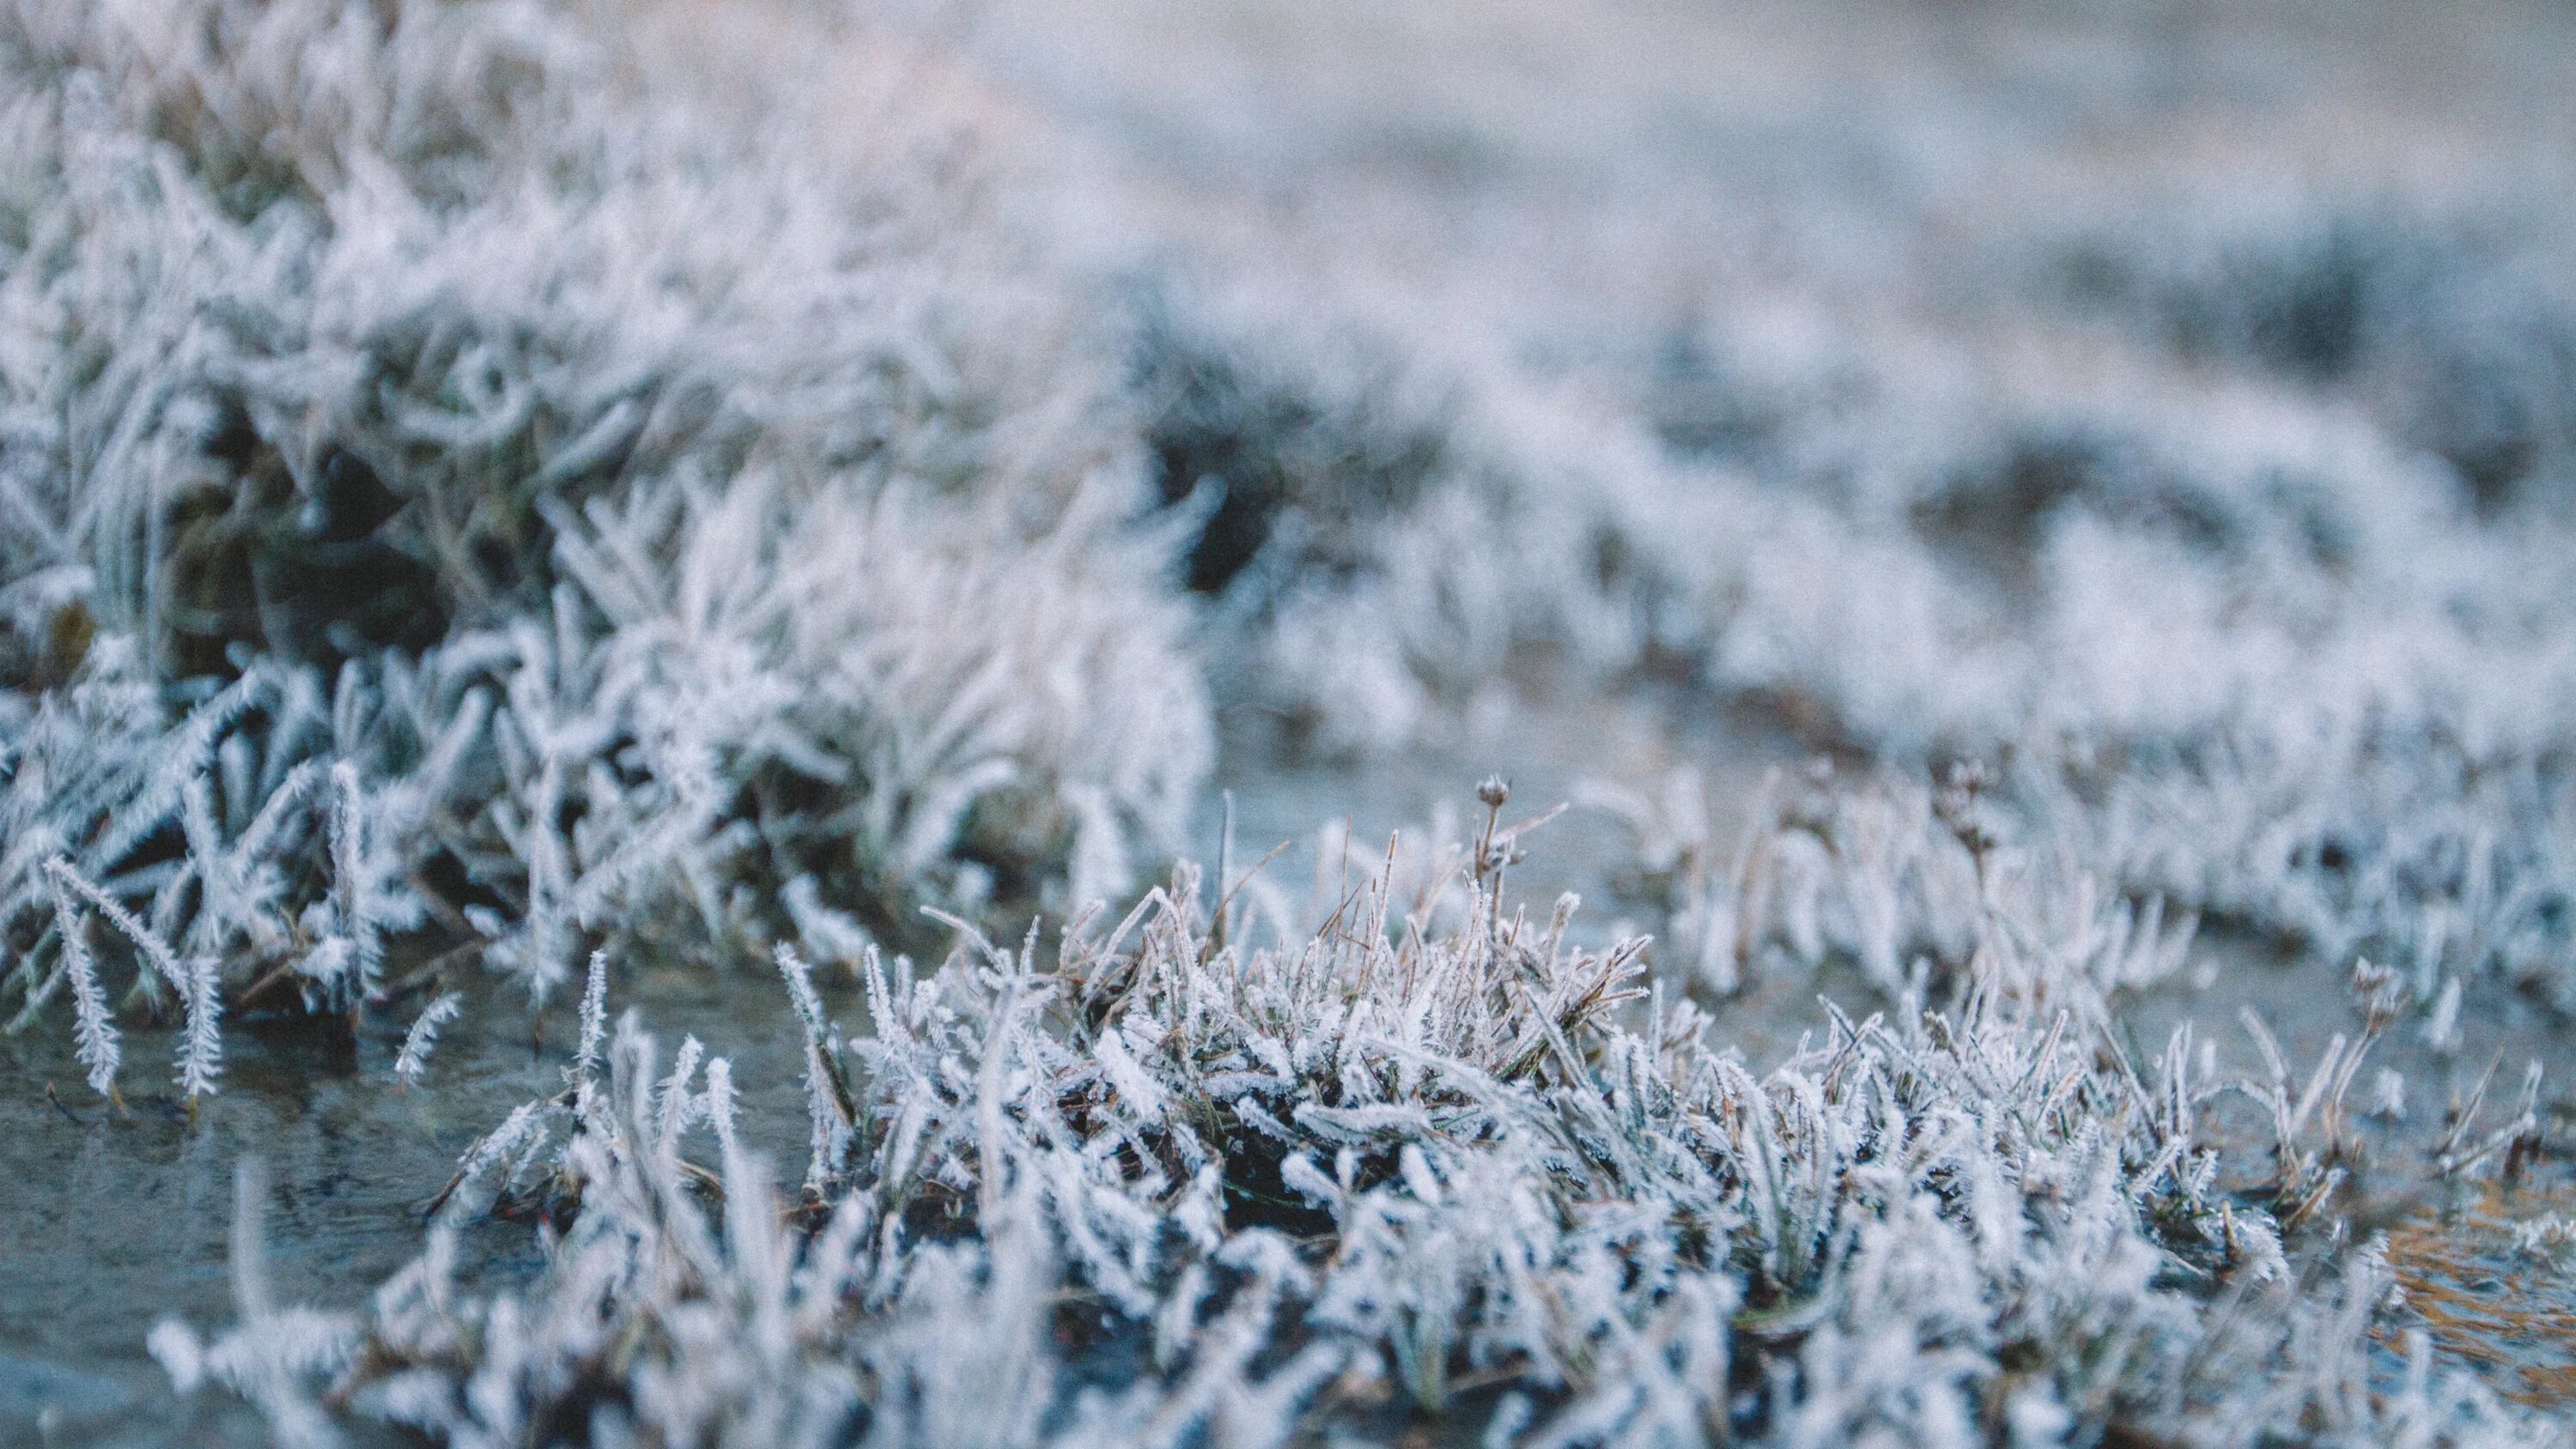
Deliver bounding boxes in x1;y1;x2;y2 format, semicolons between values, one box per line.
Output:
151;837;2566;1446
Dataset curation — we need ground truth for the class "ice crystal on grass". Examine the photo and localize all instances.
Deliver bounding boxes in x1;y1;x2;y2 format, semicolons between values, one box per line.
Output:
44;859;118;1097
392;990;461;1088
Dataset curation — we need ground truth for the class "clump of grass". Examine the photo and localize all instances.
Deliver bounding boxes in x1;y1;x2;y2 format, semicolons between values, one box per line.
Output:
1;0;1212;1071
155;815;2566;1446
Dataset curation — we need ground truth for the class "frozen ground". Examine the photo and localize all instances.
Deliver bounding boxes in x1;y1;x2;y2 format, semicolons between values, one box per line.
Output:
5;0;2576;1443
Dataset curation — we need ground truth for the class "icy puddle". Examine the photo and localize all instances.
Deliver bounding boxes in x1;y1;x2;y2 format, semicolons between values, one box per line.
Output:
2385;1184;2576;1408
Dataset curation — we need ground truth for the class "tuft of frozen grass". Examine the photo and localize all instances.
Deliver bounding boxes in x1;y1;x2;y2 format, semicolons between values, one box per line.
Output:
160;848;2569;1446
1;0;1213;1066
1589;762;2202;1009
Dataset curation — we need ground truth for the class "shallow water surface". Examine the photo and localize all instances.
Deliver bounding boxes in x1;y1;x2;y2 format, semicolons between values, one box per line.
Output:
0;966;818;1445
2385;1182;2576;1407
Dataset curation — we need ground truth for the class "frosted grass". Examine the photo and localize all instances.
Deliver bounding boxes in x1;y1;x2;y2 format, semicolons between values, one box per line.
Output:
5;0;2575;1440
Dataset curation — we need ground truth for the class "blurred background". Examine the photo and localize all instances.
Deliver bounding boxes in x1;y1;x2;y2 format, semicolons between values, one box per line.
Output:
9;0;2576;1436
927;0;2576;882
